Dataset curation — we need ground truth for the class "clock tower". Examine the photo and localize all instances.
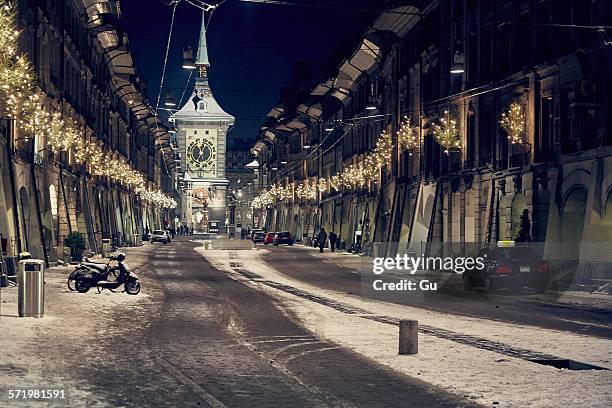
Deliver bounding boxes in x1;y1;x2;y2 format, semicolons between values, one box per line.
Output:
171;10;234;232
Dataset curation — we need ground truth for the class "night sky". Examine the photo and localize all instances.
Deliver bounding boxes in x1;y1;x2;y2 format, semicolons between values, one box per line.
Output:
121;0;377;146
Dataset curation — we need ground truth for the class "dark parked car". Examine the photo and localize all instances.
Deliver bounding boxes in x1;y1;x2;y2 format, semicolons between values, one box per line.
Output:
463;242;550;293
252;230;266;243
273;231;294;246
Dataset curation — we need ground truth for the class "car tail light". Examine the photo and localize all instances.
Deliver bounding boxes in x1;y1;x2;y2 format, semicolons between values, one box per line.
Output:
537;262;550;273
495;265;512;274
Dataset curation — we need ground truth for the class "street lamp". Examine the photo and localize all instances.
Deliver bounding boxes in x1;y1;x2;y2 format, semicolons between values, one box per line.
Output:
182;46;197;70
164;91;177;107
450;63;465;74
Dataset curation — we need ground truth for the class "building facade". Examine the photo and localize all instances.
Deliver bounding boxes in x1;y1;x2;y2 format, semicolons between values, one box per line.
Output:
226;140;256;234
0;0;176;273
172;11;234;233
251;0;612;283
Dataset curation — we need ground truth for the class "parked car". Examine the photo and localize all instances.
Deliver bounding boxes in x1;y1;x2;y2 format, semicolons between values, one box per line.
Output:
151;230;169;244
463;241;550;293
252;230;266;243
273;231;294;246
264;232;275;245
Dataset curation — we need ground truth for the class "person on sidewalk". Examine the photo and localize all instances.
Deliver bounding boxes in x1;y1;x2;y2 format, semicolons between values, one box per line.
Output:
317;228;327;253
329;231;337;252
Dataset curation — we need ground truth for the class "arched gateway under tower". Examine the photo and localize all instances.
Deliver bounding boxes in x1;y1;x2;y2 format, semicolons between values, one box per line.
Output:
171;11;234;232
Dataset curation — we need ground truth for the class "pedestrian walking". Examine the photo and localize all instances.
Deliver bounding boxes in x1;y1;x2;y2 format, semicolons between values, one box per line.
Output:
329;231;337;252
317;228;327;253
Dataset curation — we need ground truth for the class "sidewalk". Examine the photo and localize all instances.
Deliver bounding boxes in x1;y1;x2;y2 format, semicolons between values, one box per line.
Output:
201;247;612;408
0;245;157;406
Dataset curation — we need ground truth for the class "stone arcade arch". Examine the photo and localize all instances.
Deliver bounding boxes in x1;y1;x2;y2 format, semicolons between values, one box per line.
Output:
560;187;588;262
511;193;528;240
602;188;612;241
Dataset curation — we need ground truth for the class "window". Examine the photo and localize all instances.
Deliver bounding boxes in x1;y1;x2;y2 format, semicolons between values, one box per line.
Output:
537;95;553;163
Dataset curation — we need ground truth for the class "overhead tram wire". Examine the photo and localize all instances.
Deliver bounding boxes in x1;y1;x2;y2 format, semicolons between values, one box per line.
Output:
154;0;179;116
237;0;612;30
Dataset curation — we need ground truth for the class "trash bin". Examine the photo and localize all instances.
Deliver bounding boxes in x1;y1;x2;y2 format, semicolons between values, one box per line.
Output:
102;238;111;257
18;259;45;318
134;234;141;247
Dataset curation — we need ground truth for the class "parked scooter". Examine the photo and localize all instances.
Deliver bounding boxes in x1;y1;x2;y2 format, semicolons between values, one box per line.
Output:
74;253;140;295
68;255;118;291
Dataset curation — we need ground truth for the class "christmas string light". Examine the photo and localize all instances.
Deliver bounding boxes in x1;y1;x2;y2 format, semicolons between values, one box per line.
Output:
0;1;171;208
252;130;393;208
500;100;525;144
432;110;460;154
397;115;418;154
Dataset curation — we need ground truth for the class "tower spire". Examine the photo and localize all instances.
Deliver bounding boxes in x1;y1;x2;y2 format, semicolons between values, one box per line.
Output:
195;10;210;70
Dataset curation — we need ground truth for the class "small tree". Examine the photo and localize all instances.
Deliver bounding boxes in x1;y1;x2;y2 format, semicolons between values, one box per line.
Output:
64;232;86;261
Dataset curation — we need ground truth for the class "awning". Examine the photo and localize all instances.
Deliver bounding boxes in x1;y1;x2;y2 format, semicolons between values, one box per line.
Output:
370;2;422;38
297;102;323;119
105;47;136;75
263;130;277;142
330;88;350;103
284;117;309;133
333;36;381;91
251;141;266;156
97;30;119;48
311;79;334;96
267;106;284;119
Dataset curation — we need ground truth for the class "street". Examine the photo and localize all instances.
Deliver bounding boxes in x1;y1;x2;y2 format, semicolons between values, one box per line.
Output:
1;238;474;407
260;246;612;339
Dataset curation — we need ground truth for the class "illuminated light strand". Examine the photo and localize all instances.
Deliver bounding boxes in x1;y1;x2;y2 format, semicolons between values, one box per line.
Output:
432;110;461;155
500;100;525;145
397;115;418;154
0;1;171;208
252;131;393;208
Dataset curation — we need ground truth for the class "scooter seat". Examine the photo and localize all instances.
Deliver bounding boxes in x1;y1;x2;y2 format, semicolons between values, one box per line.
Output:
82;264;107;273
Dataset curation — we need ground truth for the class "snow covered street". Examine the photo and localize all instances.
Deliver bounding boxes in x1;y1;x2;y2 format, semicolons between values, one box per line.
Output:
201;244;612;407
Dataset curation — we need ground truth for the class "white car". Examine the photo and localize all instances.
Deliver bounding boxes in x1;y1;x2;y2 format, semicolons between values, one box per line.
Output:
151;230;169;244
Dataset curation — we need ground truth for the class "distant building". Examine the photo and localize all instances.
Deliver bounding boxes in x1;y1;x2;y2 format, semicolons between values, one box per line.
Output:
171;11;234;232
226;139;256;233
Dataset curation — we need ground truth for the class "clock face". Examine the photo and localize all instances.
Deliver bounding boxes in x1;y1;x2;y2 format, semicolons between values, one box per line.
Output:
187;138;216;169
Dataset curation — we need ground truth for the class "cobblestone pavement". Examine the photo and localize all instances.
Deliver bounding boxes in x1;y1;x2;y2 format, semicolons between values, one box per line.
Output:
260;245;612;338
0;238;477;407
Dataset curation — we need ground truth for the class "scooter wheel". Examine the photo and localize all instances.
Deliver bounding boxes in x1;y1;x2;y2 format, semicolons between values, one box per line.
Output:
125;281;141;295
75;279;91;293
67;276;76;291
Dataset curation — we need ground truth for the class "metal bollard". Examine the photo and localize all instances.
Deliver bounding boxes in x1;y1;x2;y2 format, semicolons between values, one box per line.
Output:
18;259;45;318
398;320;418;355
102;238;111;257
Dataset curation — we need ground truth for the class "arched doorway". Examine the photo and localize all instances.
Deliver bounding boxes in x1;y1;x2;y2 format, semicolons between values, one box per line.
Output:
560;187;588;262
